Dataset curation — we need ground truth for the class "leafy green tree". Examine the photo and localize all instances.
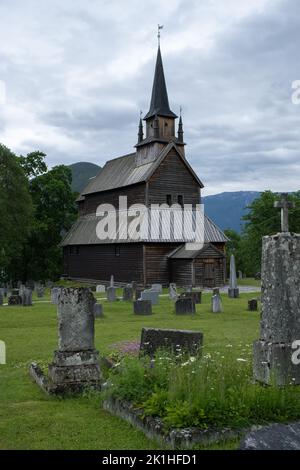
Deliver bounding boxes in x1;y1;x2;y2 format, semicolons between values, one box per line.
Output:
21;165;77;280
0;144;33;281
240;191;300;276
223;229;244;276
19;151;47;178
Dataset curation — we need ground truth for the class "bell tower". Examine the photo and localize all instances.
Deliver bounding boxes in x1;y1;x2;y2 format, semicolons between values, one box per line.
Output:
135;44;185;166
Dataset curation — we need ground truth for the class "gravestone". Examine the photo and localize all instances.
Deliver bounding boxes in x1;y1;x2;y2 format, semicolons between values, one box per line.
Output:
180;291;201;304
151;283;162;293
8;289;22;305
0;293;3;306
248;299;258;312
122;286;133;301
22;288;33;306
211;294;222;313
141;289;159;305
110;275;114;287
240;422;300;450
169;283;178;300
36;287;44;298
175;298;196;315
228;254;239;298
135;287;143;301
33;287;102;394
238;270;243;280
253;194;300;385
51;287;60;305
140;327;203;357
107;286;116;302
134;300;152;315
93;303;103;318
96;285;106;293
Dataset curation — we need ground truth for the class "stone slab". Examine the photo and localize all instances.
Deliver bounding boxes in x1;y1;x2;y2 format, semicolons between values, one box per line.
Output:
140;327;203;357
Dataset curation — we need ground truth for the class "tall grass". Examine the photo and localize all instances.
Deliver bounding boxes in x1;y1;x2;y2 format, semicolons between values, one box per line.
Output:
104;348;300;430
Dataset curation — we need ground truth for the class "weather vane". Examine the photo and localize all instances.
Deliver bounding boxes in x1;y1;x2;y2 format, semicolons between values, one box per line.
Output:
140;110;143;118
179;105;182;116
157;24;164;46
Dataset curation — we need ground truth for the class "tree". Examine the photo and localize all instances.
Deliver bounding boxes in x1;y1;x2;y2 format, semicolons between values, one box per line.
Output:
0;144;33;281
223;229;244;276
19;151;47;178
21;165;77;280
240;191;300;276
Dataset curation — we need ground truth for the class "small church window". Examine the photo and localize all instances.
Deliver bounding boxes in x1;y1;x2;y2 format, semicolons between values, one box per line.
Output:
115;246;120;257
177;195;184;207
166;194;172;206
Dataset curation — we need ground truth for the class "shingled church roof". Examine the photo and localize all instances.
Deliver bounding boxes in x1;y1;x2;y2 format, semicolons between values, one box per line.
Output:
76;142;204;201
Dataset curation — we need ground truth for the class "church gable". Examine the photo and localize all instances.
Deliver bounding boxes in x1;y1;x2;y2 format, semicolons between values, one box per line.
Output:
147;146;201;206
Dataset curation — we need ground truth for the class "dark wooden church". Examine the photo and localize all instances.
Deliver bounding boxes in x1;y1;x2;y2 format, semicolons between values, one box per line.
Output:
61;46;228;287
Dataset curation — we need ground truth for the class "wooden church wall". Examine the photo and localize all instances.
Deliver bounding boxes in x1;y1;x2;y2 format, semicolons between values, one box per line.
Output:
80;183;147;215
63;243;144;283
147;149;201;206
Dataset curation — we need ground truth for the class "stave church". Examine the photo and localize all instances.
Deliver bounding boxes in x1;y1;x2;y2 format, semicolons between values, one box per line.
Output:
61;43;228;287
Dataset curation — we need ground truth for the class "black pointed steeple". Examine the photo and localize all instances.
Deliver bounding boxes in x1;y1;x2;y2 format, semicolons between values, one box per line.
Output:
178;115;184;143
143;47;177;120
137;117;143;143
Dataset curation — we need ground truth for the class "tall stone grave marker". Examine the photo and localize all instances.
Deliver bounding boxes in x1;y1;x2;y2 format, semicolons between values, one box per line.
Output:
253;194;300;385
30;288;101;394
211;294;222;313
22;288;33;306
228;254;239;298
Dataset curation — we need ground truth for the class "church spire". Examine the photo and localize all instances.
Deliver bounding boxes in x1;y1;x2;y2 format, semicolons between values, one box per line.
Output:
137;112;143;143
177;107;184;143
143;46;177;120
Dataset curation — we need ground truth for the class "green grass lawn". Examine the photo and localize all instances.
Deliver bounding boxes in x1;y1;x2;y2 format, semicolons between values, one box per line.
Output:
0;287;261;450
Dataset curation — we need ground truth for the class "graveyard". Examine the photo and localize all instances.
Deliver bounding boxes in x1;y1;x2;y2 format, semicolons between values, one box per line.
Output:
0;278;296;450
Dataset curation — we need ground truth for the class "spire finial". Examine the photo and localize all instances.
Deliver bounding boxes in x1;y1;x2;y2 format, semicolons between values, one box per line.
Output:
180;105;182;117
157;24;163;46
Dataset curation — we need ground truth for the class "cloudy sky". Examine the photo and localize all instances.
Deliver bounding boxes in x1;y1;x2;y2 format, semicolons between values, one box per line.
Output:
0;0;300;195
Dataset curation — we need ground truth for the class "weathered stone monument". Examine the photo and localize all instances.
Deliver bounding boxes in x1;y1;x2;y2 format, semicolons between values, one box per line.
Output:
36;287;45;298
22;288;33;306
211;294;222;313
96;285;106;293
122;285;133;301
30;288;101;394
8;289;22;305
248;299;258;312
107;275;117;301
253;194;300;385
51;287;60;305
135;287;143;301
140;327;203;357
169;283;178;300
93;303;103;318
175;298;196;315
134;299;152;315
107;287;116;301
228;254;239;298
141;288;159;305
